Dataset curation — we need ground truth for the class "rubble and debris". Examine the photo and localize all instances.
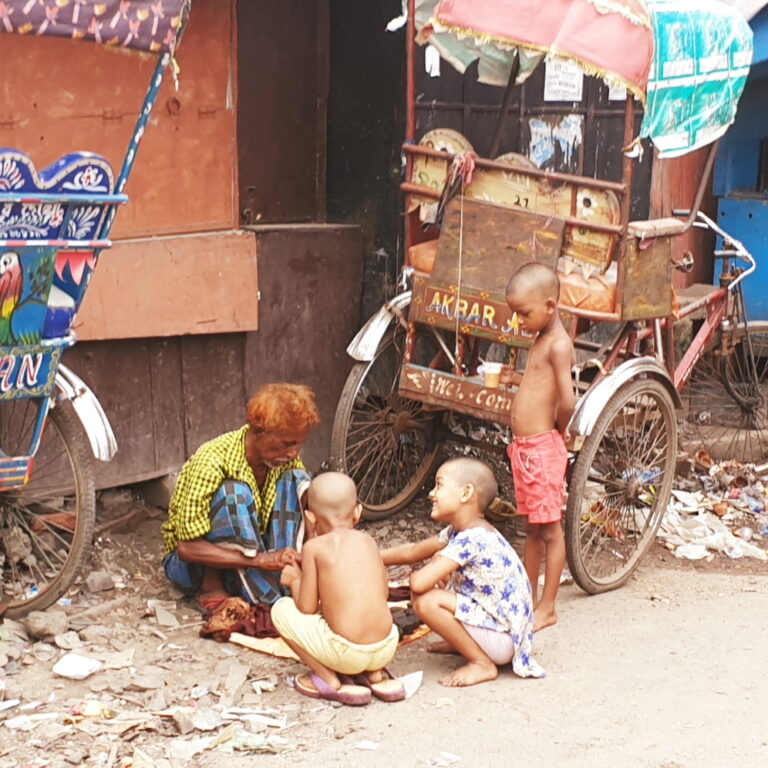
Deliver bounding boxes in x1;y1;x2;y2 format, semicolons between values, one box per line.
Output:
52;653;103;680
85;570;116;593
659;458;768;561
21;609;69;641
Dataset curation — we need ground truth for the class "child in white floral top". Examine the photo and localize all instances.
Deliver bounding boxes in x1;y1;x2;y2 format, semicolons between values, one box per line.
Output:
382;458;544;687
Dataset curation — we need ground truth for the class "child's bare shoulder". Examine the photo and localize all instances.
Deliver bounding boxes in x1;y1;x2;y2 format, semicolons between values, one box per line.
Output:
548;329;574;359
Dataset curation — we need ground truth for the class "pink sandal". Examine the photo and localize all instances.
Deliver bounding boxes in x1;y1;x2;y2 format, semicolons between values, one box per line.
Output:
293;673;371;706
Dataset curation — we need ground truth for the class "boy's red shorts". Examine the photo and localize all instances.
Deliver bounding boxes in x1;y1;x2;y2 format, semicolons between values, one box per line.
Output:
507;430;567;524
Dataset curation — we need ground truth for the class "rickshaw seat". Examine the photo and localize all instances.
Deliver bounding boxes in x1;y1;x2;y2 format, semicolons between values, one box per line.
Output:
627;218;687;240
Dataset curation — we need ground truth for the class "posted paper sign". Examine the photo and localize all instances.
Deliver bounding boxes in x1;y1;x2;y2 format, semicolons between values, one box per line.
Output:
544;58;584;102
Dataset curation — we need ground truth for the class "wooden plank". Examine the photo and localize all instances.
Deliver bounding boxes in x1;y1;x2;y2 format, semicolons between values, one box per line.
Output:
410;145;618;269
63;339;162;489
410;274;533;346
147;339;187;471
180;335;247;455
399;364;514;425
237;0;329;223
74;231;259;341
243;225;364;470
621;238;674;320
432;198;565;296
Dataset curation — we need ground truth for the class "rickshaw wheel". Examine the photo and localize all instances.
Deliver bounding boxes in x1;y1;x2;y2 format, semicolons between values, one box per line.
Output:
0;400;96;617
331;325;444;520
682;321;768;465
566;378;677;594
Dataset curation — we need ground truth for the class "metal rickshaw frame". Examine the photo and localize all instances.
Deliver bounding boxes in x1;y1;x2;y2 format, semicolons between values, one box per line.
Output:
331;0;765;593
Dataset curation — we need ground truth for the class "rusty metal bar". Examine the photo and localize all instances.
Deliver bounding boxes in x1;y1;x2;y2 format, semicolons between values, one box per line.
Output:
404;0;417;253
489;52;521;159
400;182;624;236
614;95;636;315
402;143;627;194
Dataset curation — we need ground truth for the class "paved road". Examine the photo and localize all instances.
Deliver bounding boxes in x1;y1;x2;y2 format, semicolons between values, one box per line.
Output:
248;565;768;768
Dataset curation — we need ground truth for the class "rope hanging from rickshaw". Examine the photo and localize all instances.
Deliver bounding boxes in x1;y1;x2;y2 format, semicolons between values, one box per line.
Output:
437;152;476;371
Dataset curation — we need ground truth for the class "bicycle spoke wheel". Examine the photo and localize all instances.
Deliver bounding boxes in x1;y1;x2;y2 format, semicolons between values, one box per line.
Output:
331;323;445;519
566;379;677;593
683;321;768;465
0;399;95;616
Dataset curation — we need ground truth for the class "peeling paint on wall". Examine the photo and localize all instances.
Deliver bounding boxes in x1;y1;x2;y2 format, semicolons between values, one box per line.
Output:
527;114;583;172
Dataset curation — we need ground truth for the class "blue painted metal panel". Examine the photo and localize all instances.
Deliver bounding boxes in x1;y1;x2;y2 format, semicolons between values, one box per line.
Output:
718;197;768;319
751;7;768;67
713;81;768;196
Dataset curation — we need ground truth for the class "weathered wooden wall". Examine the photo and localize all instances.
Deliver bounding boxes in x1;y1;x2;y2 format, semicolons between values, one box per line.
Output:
238;0;330;225
65;225;363;487
0;0;239;239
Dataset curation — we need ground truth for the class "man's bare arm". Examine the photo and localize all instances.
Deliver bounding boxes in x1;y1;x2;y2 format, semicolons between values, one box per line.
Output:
176;539;300;571
550;338;576;434
381;536;443;566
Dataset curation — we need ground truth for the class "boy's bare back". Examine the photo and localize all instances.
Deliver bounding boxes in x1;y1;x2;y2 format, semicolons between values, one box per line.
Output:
302;528;392;644
511;326;574;437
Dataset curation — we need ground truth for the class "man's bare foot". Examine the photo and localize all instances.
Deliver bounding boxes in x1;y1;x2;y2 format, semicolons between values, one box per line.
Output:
427;640;458;655
533;606;557;632
439;660;498;687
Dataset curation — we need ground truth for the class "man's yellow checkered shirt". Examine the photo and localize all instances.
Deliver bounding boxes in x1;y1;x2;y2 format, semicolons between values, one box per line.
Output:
162;425;303;554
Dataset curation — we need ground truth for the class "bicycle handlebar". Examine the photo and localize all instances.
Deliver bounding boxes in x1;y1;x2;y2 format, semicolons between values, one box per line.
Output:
670;209;755;290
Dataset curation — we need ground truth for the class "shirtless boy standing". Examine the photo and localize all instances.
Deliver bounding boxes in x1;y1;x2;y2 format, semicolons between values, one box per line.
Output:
504;263;576;632
271;472;403;705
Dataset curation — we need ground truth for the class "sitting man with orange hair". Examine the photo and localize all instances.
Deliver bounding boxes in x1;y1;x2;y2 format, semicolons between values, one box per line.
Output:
161;383;321;614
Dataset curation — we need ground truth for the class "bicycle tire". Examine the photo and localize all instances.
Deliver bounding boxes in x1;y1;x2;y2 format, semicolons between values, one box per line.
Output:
683;320;768;465
330;324;444;520
566;378;677;594
1;400;96;617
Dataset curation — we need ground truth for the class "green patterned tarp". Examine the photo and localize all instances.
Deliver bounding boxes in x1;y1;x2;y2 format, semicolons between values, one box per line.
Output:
641;0;753;158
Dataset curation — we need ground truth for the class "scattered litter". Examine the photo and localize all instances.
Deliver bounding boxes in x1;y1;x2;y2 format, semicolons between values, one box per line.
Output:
4;712;59;731
221;707;287;729
97;648;135;670
52;652;103;680
168;736;213;761
210;723;288;754
154;605;180;629
189;685;209;699
427;752;461;766
0;699;20;712
250;674;278;694
433;697;454;708
660;459;768;561
228;632;299;661
53;631;83;651
400;670;424;700
659;506;767;561
355;740;380;750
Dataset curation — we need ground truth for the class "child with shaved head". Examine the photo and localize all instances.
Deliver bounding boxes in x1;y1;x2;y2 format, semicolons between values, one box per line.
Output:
272;472;402;705
504;262;576;632
382;458;544;686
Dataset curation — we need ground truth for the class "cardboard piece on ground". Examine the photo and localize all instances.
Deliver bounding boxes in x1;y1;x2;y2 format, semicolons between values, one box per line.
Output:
398;625;431;647
228;633;300;661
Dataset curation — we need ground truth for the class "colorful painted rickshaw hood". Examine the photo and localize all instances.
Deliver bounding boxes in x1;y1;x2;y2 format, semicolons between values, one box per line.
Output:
415;0;754;158
639;0;753;158
0;0;191;56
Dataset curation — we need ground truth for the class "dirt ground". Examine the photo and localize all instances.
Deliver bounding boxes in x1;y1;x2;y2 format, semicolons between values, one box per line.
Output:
1;493;767;768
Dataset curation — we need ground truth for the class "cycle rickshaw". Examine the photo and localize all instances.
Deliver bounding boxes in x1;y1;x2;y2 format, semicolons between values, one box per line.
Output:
331;0;761;593
0;0;190;616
